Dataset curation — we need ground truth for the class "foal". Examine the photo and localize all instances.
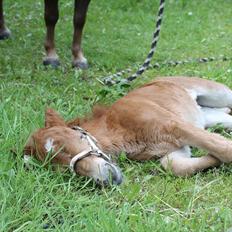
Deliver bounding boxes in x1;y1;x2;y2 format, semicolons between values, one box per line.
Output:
0;0;90;69
24;77;232;186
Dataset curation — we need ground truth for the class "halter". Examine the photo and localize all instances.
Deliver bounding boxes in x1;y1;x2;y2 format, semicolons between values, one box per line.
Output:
70;126;111;174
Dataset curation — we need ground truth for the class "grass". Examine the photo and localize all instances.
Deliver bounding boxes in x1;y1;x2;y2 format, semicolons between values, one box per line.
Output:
1;0;232;231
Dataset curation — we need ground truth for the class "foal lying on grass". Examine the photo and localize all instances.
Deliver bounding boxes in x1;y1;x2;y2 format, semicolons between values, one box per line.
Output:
24;77;232;186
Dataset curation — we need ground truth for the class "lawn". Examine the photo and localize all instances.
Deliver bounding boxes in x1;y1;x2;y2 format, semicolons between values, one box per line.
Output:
1;0;232;231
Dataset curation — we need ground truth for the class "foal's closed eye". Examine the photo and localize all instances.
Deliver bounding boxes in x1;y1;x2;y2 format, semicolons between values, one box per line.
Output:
23;145;36;156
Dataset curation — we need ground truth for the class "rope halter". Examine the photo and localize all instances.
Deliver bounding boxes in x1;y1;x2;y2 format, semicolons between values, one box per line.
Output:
70;126;111;174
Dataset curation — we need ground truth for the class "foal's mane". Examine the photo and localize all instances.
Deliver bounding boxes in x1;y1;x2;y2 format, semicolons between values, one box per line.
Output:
67;105;109;128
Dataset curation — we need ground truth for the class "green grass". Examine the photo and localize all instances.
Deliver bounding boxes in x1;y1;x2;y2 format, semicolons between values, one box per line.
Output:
1;0;232;231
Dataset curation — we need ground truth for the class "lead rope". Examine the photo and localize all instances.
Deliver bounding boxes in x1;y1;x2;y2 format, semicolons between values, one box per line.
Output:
103;0;166;86
101;0;231;86
101;56;231;85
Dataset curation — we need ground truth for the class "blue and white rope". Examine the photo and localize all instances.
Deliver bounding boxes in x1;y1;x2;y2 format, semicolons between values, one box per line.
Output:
103;0;166;85
102;0;231;86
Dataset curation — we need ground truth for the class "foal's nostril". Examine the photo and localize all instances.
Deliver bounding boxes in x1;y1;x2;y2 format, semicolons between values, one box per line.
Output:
95;178;109;186
102;180;109;186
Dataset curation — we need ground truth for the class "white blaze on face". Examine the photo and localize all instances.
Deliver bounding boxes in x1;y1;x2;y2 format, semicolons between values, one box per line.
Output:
44;138;55;152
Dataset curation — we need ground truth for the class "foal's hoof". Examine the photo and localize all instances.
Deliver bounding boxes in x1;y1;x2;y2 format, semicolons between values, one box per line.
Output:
43;58;60;68
0;29;11;40
72;59;88;70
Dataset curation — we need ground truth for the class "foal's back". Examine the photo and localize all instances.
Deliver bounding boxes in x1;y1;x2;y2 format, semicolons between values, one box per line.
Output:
113;77;204;127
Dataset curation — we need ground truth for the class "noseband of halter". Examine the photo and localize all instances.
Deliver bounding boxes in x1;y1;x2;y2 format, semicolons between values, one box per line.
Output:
70;126;111;174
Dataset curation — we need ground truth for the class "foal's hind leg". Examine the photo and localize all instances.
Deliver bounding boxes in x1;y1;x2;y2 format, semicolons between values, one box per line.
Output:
0;0;11;40
43;0;60;68
156;77;232;108
173;121;232;163
72;0;90;69
202;107;232;130
160;146;221;176
195;82;232;108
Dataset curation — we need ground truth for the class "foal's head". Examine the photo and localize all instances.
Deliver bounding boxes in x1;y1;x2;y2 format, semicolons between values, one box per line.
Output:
23;109;122;186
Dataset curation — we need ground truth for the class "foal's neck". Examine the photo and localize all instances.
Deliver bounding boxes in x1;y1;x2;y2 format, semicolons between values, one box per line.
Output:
68;106;147;156
79;116;146;157
80;115;119;154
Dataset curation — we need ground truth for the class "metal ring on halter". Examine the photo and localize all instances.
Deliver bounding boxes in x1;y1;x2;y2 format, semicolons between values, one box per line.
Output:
70;126;111;174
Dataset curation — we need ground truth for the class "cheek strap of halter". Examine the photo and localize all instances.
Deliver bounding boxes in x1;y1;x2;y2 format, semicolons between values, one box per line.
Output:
69;147;92;173
70;126;111;174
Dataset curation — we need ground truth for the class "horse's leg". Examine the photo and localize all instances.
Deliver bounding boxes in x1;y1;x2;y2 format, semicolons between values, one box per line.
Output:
43;0;60;67
0;0;11;40
160;146;221;176
202;107;232;130
72;0;90;69
172;121;232;163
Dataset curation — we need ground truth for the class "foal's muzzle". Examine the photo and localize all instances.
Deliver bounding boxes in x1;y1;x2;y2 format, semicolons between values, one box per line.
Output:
70;126;123;186
97;162;123;186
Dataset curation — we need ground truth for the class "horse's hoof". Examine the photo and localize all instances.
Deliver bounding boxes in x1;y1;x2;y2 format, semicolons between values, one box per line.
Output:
72;59;88;70
0;29;11;40
43;58;60;68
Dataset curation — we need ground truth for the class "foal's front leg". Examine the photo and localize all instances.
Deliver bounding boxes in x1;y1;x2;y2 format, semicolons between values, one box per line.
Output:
0;0;11;40
43;0;60;67
72;0;90;69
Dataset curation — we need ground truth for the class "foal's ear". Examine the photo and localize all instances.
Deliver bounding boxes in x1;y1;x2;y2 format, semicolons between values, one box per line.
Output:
45;108;66;128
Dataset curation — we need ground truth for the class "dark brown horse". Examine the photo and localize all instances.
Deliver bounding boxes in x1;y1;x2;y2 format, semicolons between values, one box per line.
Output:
0;0;10;40
0;0;90;69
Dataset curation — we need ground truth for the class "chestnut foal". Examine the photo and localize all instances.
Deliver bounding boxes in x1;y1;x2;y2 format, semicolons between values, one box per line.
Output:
24;77;232;186
0;0;90;69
